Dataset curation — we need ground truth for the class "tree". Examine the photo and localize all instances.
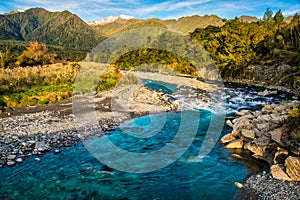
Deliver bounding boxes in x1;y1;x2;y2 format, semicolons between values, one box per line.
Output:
17;41;55;66
263;8;273;21
0;50;17;69
273;10;284;23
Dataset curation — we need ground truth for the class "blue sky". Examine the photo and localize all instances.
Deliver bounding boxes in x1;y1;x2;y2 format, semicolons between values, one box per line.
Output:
0;0;299;21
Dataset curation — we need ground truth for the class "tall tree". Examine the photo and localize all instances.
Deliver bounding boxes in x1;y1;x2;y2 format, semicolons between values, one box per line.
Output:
273;10;284;23
17;41;55;66
263;8;273;21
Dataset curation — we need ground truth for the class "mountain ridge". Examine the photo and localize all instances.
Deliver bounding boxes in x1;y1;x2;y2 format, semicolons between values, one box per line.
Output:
0;7;296;57
0;8;104;50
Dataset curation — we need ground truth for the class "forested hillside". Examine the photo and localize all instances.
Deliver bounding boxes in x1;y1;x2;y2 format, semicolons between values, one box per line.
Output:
0;8;104;49
190;10;300;78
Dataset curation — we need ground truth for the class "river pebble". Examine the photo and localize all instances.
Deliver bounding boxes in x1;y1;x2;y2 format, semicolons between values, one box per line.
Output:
243;171;300;200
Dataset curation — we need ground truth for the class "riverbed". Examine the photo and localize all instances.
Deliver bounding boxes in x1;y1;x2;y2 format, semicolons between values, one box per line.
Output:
0;81;295;199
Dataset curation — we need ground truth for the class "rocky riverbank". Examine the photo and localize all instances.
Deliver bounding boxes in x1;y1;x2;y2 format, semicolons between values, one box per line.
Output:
237;171;300;199
0;85;177;167
221;100;300;198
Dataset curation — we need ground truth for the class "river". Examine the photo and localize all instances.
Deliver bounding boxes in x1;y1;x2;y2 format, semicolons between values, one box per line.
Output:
0;82;292;199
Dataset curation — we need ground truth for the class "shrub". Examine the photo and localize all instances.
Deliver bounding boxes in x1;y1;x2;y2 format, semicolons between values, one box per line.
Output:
286;108;300;143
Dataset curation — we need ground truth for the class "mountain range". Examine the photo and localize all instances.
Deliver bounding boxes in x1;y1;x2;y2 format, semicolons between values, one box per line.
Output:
0;7;294;59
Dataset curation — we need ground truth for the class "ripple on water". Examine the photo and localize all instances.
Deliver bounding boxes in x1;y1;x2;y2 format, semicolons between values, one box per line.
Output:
0;83;292;199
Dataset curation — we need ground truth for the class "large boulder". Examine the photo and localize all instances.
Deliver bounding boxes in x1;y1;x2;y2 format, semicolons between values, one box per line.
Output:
244;135;277;165
225;139;243;149
281;130;300;156
241;129;255;142
285;156;300;181
232;118;252;137
261;104;273;114
271;164;291;181
236;110;251;116
226;120;234;128
270;126;289;147
220;133;236;144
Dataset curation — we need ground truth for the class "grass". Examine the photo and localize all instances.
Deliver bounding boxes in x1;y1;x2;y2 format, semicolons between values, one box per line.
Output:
0;63;77;109
0;62;141;110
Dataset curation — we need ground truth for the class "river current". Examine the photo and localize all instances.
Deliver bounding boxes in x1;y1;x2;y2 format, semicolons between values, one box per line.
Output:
0;82;292;199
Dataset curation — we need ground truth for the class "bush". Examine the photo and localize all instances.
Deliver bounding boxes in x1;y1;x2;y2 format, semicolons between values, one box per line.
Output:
285;108;300;143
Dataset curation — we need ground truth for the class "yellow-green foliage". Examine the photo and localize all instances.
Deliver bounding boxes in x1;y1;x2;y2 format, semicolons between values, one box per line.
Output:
286;108;300;143
0;62;135;109
190;11;300;78
97;67;122;92
0;63;78;108
113;48;199;77
17;41;56;66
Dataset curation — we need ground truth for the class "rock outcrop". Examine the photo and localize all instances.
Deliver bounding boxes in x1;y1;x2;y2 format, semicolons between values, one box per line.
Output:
221;101;300;181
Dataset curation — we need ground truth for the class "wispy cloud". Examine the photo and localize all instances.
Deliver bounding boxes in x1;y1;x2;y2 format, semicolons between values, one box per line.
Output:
134;0;211;14
282;10;299;16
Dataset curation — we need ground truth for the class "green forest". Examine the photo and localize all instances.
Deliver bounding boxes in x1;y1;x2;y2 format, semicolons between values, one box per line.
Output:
191;9;300;78
112;10;300;79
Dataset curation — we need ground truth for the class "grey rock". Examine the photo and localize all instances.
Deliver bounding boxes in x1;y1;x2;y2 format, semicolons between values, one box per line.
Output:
270;126;288;146
35;141;46;152
7;161;15;166
7;155;16;160
241;129;255;141
256;123;268;131
245;136;277;165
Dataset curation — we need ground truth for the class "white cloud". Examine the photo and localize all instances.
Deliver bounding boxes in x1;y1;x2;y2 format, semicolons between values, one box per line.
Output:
282;10;299;16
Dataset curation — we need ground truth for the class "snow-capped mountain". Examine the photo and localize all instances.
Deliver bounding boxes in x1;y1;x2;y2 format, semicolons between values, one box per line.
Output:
88;14;135;25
